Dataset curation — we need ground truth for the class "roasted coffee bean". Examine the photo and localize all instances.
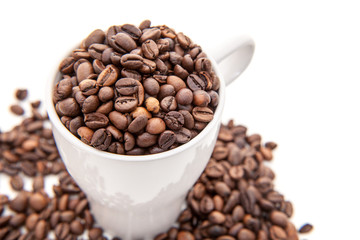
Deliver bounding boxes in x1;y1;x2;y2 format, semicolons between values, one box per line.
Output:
121;54;144;70
14;88;28;100
175;127;191;144
10;104;24;115
88;43;109;60
29;192;48;212
91;128;112;150
146;118;166;134
298;223;313;233
192;107;214;122
161;96;177;112
140;27;161;43
97;64;119;86
128;115;148;133
136;132;157;148
113;32;137;53
142;39;159;59
10;175;24;191
176;88;193;106
109;111;128;130
84;29;105;49
55;98;81;117
88;227;103;240
82;95;100;114
193;90;211;107
164;111;184;131
115;96;138;113
167;75;186;92
158;84;176;100
158;130;176;150
115;78;139;95
76;61;94;83
174;64;189;79
84;112;109;129
143;77;160;95
79;79;99;96
140;59;157;73
187;74;206;91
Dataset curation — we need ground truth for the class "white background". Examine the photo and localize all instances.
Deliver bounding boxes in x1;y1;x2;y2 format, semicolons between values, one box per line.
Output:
1;0;360;239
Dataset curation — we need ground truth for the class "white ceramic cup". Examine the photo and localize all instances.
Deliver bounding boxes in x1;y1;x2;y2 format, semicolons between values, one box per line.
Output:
46;34;254;240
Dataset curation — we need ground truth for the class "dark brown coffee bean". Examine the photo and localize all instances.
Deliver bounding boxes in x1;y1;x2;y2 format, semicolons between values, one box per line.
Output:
176;88;193;106
136;132;157;148
93;59;106;74
14;88;28;101
175;127;191;144
112;32;137;53
55;98;81;117
139;19;151;30
187;74;206;91
88;43;109;60
161;96;177;112
10;104;24;116
164;111;184;130
177;32;191;49
193;90;211;107
70;219;84;235
158;84;175;100
140;59;156;74
177;231;195;240
140;27;161;43
181;54;194;73
29;192;48;212
91;128;112;150
34;220;48;240
155;58;168;74
53;79;73;102
97;64;119;86
143;77;160;95
88;227;103;240
124;132;136;151
60;210;75;223
84;29;105;49
109;111;128;130
79;79;99;96
10;175;24;191
269;225;287;240
84;113;109;129
82;95;100;114
55;222;70;239
98;86;114;102
237;228;255;240
115;78;139;95
167;75;186;92
142;39;159;59
128;115;148;133
115;96;138;113
158;130;176;150
121;54;144;70
174;64;189;79
9;192;28;212
298;223;313;233
77;126;94;144
76;61;94;83
192;106;213;122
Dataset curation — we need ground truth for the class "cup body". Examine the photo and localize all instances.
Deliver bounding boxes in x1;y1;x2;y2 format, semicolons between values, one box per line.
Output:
47;56;225;239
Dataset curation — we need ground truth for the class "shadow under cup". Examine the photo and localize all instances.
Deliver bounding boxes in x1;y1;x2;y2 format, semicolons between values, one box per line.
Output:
46;55;226;240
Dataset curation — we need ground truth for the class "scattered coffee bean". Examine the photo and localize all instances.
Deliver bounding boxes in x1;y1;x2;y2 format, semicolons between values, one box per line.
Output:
298;223;313;233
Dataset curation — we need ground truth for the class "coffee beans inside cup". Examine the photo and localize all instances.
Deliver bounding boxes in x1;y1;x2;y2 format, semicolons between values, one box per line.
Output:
53;19;221;155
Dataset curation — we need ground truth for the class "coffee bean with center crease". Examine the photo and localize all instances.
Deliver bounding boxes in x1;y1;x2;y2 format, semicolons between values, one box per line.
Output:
121;54;144;70
91;128;112;150
139;27;161;43
84;113;109;129
164;111;184;131
88;44;109;61
97;64;119;86
115;96;138;113
109;111;128;130
140;59;156;74
76;61;94;83
175;127;192;144
120;24;142;41
161;96;177;112
84;29;105;49
115;78;139;95
79;79;99;96
113;33;137;54
158;130;176;150
142;39;159;59
187;74;206;91
82;95;100;114
192;107;214;122
136;132;157;148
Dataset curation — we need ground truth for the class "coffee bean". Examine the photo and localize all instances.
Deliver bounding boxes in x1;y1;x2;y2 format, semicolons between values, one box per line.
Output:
161;96;177;112
97;64;119;86
187;74;206;91
298;223;313;233
115;96;138;113
34;220;48;240
176;88;193;106
84;29;105;49
158;130;176;150
109;111;128;130
143;77;160;95
88;227;103;240
10;175;24;191
79;79;99;96
113;32;137;53
55;98;81;117
121;54;144;70
55;222;70;239
9;192;28;212
140;59;156;74
164;111;184;131
115;78;139;95
70;219;84;235
193;90;211;107
29;192;48;212
88;43;109;60
84;113;109;129
82;95;100;114
91;128;112;150
192;107;214;122
76;61;94;83
128;115;148;133
142;39;159;59
175;127;191;144
10;104;24;116
136;132;157;148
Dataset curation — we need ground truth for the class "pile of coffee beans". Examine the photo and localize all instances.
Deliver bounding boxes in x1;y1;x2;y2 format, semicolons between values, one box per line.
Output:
53;19;220;155
1;88;312;239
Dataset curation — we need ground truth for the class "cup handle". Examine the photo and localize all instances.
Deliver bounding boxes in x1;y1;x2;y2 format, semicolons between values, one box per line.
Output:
208;35;255;86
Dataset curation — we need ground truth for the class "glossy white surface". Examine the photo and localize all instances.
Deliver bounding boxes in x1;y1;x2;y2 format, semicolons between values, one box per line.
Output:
1;1;360;239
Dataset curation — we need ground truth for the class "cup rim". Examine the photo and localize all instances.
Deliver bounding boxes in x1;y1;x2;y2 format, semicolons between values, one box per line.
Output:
46;47;225;162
